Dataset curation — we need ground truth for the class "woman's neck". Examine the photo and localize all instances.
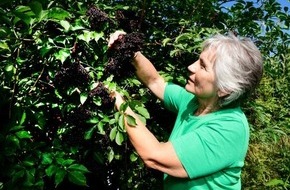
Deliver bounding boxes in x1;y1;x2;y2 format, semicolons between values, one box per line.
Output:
195;98;220;116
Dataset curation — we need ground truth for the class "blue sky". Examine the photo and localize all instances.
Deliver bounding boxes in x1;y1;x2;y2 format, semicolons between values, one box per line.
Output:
279;0;290;7
223;0;290;9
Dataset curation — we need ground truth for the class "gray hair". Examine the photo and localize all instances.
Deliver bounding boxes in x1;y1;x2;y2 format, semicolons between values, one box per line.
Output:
202;33;263;107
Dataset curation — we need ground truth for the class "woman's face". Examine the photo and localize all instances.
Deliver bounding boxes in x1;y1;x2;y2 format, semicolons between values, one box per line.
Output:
185;49;220;101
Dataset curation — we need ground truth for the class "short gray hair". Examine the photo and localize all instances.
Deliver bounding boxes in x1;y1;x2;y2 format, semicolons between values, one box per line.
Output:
202;33;263;107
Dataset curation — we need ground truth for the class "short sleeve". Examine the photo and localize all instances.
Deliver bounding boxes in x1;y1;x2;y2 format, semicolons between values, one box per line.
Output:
163;82;194;113
170;119;248;179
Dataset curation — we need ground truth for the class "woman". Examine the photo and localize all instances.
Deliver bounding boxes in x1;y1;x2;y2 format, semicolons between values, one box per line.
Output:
108;31;263;189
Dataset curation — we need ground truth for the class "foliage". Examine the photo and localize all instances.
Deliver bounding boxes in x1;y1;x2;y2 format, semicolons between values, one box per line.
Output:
0;0;289;189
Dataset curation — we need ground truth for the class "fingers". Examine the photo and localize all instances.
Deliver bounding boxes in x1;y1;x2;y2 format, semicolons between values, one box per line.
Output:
108;30;127;48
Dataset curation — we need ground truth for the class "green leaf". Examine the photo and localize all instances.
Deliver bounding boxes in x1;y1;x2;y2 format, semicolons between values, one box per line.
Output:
12;170;25;182
118;114;125;130
130;152;138;162
115;131;124;145
42;153;53;165
265;178;285;186
45;165;57;177
80;92;87;105
108;149;114;163
54;49;70;63
9;125;25;132
125;115;137;127
55;168;66;187
15;131;32;139
162;37;171;46
119;102;129;112
19;111;26;125
23;160;34;167
7;135;20;148
109;127;117;141
40;44;52;57
29;1;42;18
135;106;150;119
0;41;10;51
68;171;87;186
93;152;104;164
60;20;70;32
136;114;146;125
78;31;104;43
48;7;71;20
14;6;33;25
84;126;95;140
61;159;75;166
68;164;90;173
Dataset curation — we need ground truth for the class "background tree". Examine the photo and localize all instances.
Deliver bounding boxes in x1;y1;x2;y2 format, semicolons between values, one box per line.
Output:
0;0;289;189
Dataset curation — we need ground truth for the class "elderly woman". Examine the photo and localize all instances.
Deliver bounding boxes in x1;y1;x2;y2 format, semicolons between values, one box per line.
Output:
109;31;263;190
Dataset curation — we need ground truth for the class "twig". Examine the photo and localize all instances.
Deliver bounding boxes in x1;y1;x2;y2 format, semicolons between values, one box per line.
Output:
29;61;46;93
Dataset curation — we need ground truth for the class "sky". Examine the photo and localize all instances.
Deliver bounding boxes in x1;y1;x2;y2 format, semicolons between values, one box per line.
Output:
223;0;290;9
279;0;290;7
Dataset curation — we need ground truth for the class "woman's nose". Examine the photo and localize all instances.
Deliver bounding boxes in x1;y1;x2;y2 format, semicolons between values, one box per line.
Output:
188;62;196;73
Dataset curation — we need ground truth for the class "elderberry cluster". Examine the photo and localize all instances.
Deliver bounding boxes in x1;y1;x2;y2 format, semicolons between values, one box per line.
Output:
115;10;141;33
104;33;144;80
54;62;90;92
86;5;145;80
88;82;115;111
86;5;111;31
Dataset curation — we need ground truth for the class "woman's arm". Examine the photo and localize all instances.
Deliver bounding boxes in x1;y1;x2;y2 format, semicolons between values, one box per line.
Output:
108;31;166;101
114;92;187;178
132;51;166;100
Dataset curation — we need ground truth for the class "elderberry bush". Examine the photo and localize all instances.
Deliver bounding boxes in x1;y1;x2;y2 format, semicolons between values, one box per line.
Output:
104;32;144;80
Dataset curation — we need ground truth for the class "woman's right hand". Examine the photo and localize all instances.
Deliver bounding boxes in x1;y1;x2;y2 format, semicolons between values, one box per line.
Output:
108;30;127;48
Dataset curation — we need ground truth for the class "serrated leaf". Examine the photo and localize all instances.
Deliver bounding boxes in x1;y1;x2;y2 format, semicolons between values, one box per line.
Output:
92;31;104;42
54;49;70;63
93;152;104;164
61;159;75;166
45;165;57;177
265;178;284;186
125;115;137;127
109;127;117;141
55;169;66;187
15;131;32;139
97;122;105;135
42;153;53;165
29;1;42;18
68;164;90;173
84;126;95;140
80;92;87;105
19;111;26;125
136;114;146;125
60;20;70;32
135;106;150;119
119;102;129;112
117;114;125;131
23;160;34;166
0;41;10;50
162;37;171;46
115;131;124;145
48;7;71;20
130;152;138;162
108;149;114;163
68;171;87;186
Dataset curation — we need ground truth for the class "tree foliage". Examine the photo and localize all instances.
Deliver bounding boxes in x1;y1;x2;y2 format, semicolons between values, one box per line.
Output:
0;0;289;189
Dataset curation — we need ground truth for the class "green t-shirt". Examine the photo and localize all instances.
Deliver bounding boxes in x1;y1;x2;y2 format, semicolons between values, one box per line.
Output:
163;83;249;190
